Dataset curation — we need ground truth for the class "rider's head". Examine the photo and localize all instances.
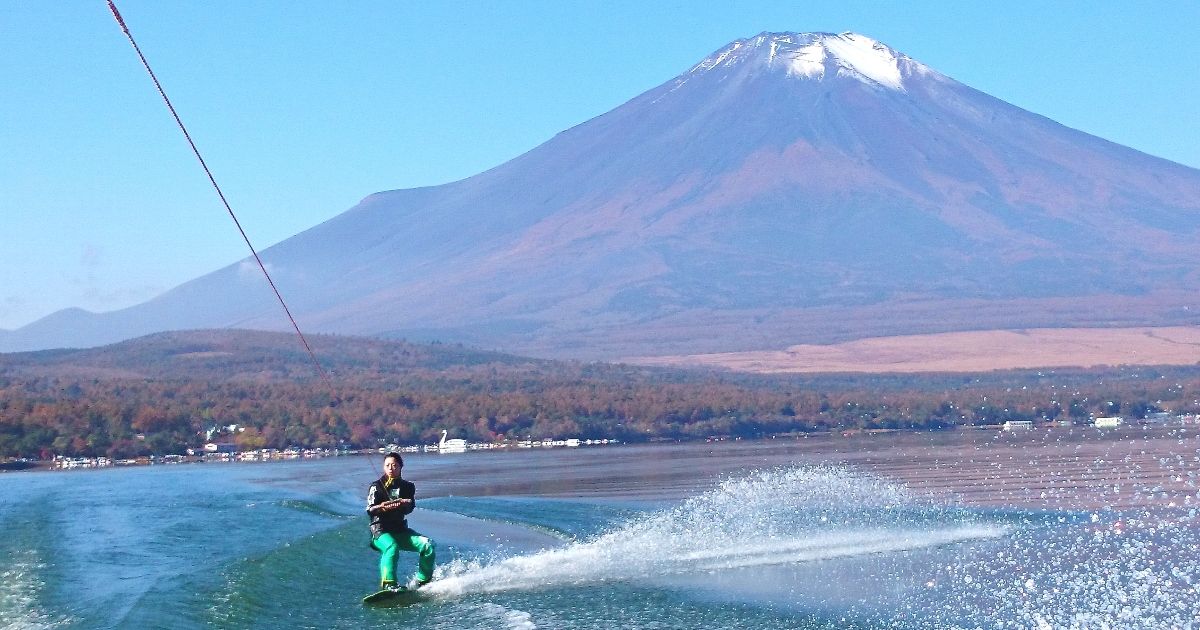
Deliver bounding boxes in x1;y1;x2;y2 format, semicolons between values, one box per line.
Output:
382;452;403;479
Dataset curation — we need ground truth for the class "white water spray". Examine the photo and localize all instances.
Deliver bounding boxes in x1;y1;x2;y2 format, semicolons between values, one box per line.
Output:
423;466;1006;598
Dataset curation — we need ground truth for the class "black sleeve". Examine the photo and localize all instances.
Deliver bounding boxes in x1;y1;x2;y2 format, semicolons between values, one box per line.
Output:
399;480;416;516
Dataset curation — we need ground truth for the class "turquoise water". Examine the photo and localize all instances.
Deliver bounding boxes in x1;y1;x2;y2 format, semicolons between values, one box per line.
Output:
2;442;1197;629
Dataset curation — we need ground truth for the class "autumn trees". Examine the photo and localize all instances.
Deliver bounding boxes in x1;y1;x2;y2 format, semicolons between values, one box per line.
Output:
1;330;1198;459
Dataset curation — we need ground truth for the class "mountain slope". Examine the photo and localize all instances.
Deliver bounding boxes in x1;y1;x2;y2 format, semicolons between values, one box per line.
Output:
6;32;1200;357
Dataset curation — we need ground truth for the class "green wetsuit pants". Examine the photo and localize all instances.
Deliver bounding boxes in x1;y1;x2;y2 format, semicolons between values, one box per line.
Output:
372;529;435;585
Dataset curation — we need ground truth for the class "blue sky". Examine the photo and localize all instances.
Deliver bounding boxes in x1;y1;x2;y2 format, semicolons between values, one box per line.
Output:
2;1;1198;331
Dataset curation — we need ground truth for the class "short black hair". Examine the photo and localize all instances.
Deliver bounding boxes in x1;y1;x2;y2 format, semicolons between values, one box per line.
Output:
383;452;403;466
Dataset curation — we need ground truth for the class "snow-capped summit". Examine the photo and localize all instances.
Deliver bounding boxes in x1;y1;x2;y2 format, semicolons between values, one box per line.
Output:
688;32;938;91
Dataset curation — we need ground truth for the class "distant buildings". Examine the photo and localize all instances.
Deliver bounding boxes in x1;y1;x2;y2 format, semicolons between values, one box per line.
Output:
995;413;1195;431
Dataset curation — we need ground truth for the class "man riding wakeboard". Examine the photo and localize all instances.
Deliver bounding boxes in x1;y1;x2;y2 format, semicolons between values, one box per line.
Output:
366;452;436;591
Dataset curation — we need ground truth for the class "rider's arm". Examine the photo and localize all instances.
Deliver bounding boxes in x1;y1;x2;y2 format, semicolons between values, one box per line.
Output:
366;482;411;514
397;481;416;516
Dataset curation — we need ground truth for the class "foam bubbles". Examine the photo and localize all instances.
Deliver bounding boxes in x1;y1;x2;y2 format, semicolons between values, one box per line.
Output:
474;603;538;630
0;550;72;630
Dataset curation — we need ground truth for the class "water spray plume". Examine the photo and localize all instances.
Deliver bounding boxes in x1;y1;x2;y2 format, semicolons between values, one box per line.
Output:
425;467;1006;598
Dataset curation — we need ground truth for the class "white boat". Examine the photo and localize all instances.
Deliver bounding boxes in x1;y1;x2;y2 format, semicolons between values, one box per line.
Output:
438;429;467;453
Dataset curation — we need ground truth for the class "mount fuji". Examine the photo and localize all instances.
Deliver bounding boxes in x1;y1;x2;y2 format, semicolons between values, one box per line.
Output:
5;32;1200;358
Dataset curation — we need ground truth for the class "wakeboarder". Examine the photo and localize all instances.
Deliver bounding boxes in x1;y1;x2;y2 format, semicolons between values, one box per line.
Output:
366;453;436;592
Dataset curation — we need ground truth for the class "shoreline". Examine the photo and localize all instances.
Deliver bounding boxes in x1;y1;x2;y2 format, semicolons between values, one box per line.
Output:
0;439;625;473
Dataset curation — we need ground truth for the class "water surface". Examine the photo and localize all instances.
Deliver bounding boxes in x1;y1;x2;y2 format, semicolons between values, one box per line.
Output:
2;434;1198;629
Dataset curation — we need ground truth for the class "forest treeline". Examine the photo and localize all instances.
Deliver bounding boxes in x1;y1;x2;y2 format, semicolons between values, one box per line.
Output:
2;330;1198;459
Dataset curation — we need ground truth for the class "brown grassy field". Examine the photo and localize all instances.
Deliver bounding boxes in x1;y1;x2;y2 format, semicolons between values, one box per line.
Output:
628;326;1200;373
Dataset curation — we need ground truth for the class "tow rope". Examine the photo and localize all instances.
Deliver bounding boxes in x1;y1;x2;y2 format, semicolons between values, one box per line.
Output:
106;0;332;391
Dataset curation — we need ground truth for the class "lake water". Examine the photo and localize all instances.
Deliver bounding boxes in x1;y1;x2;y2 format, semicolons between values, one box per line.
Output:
2;433;1198;629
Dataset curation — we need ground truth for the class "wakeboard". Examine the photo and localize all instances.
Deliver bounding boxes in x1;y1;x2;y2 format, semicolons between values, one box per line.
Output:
362;586;428;606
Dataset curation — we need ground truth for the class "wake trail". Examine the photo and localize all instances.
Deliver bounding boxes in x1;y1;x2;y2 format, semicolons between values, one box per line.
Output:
421;466;1007;598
